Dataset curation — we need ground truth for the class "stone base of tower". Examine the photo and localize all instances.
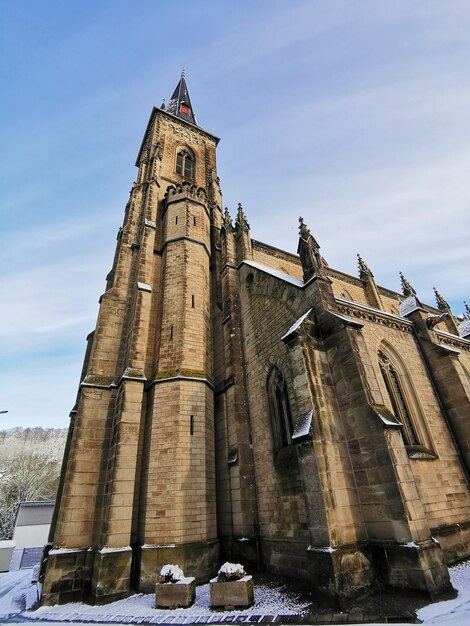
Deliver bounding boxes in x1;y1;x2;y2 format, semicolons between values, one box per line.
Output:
431;520;470;564
306;544;377;608
136;540;219;593
41;547;133;606
371;539;453;599
219;537;260;570
258;538;453;609
91;548;133;604
41;547;93;606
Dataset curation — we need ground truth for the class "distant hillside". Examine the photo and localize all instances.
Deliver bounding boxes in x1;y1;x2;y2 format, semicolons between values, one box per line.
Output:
0;427;68;539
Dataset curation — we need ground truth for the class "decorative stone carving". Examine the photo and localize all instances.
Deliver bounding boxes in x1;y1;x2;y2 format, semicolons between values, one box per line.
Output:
327;270;363;287
436;332;470;352
164;182;207;203
464;301;470;320
298;216;311;241
337;304;414;333
426;312;449;329
222;207;233;232
235;202;250;231
399;272;416;297
357;253;373;278
168;122;201;145
297;216;326;281
434;287;450;310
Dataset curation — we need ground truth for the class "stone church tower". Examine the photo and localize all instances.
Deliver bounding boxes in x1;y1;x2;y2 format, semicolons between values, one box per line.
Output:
41;75;470;607
41;73;224;602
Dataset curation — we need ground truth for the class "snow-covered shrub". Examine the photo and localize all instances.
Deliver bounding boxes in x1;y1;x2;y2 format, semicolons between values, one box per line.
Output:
158;564;185;583
217;561;246;582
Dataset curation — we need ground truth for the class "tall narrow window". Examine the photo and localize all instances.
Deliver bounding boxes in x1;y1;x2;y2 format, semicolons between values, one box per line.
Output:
176;149;194;179
378;350;418;446
267;367;293;450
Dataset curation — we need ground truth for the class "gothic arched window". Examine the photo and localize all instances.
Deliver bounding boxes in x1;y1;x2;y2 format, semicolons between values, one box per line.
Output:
267;367;293;450
378;349;419;446
176;149;194;179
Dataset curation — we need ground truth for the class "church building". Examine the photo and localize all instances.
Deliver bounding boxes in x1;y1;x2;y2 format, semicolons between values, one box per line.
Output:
40;74;470;607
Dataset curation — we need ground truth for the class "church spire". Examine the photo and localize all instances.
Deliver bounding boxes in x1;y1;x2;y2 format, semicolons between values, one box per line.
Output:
166;69;197;125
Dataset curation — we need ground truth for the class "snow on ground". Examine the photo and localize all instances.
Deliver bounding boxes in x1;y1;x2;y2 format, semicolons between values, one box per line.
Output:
417;559;470;624
32;579;310;622
0;568;38;616
0;570;310;622
1;559;469;624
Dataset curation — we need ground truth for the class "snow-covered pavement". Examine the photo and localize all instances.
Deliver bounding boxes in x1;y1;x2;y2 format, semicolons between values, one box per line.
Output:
0;559;469;625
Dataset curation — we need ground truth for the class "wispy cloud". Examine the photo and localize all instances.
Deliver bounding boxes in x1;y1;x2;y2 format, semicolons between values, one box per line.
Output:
1;0;470;428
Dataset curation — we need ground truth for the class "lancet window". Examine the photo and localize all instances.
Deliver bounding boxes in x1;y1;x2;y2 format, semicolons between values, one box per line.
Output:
176;149;194;179
267;367;293;450
378;349;419;446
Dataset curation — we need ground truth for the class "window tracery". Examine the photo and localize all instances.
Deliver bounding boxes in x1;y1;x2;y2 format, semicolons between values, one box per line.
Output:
379;349;418;446
267;367;293;450
176;148;194;179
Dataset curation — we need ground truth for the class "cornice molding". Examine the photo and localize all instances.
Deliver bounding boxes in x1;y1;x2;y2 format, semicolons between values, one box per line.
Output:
335;298;413;333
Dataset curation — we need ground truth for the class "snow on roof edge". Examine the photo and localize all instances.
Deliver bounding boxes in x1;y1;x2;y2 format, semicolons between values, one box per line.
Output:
243;260;304;287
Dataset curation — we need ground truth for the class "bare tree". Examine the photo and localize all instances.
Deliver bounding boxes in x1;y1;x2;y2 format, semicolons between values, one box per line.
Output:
0;429;66;539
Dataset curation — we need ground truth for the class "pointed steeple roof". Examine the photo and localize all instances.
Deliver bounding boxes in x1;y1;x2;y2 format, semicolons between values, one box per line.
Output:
166;69;197;125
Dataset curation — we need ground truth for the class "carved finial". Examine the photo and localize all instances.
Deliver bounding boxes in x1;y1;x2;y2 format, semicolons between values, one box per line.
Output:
297;217;325;281
236;202;249;229
298;216;311;241
160;99;166;110
181;68;185;78
434;287;449;310
222;207;233;231
464;301;470;319
399;272;416;297
357;254;373;278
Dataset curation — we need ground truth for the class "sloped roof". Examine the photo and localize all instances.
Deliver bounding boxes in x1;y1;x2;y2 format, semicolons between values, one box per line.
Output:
15;501;54;527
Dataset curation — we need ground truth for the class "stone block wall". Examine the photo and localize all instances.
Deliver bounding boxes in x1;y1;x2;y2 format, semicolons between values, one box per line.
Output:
252;240;303;279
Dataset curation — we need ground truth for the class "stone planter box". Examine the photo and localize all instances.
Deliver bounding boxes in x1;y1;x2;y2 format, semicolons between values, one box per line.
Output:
155;577;196;608
210;575;254;609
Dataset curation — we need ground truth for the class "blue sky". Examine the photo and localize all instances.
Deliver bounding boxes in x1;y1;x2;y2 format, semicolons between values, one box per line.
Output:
1;0;469;428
